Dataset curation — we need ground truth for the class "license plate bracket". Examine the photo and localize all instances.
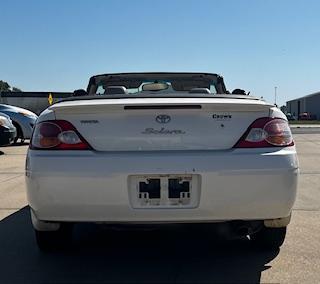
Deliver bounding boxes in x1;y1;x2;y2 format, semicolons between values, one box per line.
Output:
128;174;201;209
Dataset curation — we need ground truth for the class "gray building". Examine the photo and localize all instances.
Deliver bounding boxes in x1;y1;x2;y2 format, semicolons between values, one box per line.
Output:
287;91;320;120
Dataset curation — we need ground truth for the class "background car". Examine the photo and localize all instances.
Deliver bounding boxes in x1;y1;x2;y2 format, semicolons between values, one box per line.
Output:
0;104;38;143
285;112;296;121
0;112;17;146
298;112;317;121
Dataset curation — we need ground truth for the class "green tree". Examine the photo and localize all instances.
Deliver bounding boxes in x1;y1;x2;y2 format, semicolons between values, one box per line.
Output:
0;80;11;92
0;80;22;92
12;87;22;92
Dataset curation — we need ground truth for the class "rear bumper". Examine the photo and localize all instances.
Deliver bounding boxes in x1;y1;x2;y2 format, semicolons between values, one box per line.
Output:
0;126;16;146
26;147;299;223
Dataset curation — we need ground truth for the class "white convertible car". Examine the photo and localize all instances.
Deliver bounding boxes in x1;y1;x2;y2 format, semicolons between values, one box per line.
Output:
25;73;298;250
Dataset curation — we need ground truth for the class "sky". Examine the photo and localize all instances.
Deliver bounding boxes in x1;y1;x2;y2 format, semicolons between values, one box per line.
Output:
1;0;319;106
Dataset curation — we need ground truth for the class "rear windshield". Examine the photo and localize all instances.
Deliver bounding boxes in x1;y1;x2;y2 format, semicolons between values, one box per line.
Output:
88;73;227;96
95;80;218;95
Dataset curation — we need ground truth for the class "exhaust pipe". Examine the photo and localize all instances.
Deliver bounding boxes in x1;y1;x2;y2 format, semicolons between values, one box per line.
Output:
237;226;250;236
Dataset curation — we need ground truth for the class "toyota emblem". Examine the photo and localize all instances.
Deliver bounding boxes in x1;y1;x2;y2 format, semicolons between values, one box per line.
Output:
156;114;171;124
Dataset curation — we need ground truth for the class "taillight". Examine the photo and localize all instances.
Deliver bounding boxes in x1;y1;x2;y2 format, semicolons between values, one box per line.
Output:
30;120;92;150
234;118;294;148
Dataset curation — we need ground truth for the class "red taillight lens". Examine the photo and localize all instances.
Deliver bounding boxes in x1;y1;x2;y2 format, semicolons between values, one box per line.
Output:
30;120;92;150
234;118;294;148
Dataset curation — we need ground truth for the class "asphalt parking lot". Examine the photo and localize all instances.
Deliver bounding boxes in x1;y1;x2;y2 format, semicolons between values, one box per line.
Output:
0;134;320;283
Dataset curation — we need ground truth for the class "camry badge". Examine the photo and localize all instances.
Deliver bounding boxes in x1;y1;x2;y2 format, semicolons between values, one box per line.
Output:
156;114;171;124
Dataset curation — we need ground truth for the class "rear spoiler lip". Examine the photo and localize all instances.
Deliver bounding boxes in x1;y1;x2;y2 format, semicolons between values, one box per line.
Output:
49;98;273;114
53;94;262;105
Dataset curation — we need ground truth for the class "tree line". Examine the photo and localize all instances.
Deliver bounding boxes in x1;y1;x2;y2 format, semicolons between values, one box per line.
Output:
0;80;22;92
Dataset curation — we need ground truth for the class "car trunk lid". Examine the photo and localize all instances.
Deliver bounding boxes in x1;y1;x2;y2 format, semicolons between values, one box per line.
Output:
51;97;273;151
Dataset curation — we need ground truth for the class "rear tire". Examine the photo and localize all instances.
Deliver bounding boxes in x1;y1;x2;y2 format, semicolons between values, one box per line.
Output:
35;223;73;251
12;122;23;144
251;226;287;250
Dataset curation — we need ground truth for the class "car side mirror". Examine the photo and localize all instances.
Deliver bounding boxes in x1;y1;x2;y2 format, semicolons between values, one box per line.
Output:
73;89;88;97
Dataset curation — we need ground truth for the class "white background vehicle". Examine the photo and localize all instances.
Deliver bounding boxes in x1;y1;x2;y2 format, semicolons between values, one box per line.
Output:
0;104;38;143
25;73;298;250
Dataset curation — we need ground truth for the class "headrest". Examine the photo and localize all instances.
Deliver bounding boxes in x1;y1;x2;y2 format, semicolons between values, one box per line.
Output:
104;86;128;95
